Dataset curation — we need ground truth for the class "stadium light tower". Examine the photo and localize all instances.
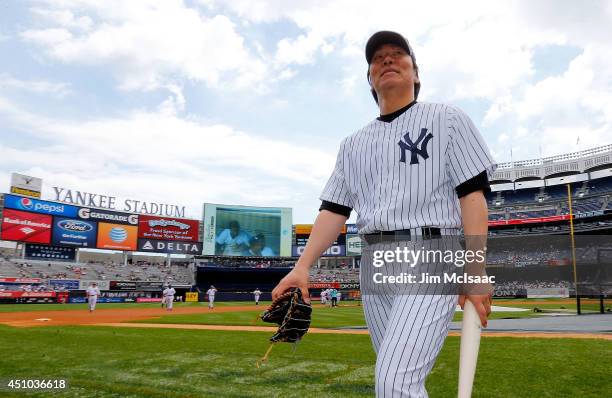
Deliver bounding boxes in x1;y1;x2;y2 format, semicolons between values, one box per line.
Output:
566;183;581;315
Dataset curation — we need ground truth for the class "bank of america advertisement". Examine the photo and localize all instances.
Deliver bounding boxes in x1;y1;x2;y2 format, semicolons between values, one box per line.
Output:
202;204;292;257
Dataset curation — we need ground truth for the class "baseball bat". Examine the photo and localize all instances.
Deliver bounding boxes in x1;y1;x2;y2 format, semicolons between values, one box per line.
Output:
458;299;482;398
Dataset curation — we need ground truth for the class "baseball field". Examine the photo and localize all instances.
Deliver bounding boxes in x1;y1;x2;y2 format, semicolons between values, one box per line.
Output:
0;299;610;397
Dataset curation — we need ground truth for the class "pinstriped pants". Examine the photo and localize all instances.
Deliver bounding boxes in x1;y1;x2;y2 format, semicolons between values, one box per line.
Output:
363;293;457;397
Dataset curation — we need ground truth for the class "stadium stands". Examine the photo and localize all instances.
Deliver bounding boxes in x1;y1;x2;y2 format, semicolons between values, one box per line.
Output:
0;259;193;285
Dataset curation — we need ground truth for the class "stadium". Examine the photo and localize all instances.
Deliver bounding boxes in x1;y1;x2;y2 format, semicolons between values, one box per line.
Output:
1;145;611;397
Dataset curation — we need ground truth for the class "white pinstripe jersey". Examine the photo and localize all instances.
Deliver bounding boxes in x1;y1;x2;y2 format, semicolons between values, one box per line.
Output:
320;102;497;234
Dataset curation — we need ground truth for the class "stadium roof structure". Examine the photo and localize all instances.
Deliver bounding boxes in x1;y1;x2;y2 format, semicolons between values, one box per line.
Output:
491;144;612;187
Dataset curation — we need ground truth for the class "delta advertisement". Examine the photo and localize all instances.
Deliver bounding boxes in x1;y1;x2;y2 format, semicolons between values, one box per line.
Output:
1;209;52;244
137;239;203;254
138;215;199;242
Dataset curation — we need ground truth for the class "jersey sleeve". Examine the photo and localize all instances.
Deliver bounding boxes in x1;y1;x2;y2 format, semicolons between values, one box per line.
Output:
446;106;497;188
319;138;355;208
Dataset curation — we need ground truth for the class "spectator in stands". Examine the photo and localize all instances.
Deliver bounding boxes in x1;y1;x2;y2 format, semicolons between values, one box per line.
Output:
215;221;252;256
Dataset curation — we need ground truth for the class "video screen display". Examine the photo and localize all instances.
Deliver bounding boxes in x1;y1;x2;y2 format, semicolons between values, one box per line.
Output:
202;204;292;257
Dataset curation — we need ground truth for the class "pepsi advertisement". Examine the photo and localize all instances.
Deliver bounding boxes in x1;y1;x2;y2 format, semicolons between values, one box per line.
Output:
52;217;98;247
3;194;79;217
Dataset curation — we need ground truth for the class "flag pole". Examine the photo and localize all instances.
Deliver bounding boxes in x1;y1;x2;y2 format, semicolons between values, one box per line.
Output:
566;183;580;315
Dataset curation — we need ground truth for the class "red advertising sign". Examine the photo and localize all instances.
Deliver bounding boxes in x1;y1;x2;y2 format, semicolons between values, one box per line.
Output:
0;292;56;298
0;209;52;244
0;278;42;283
138;215;199;242
489;214;571;226
308;282;340;289
136;297;162;303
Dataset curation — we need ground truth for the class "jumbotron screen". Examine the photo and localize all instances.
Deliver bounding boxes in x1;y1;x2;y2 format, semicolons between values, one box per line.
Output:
202;203;292;257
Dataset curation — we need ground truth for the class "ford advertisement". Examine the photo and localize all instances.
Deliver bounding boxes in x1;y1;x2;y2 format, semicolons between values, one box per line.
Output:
51;217;98;247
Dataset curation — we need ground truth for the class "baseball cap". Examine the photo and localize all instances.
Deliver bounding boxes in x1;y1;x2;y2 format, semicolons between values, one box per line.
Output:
365;31;420;102
365;31;414;64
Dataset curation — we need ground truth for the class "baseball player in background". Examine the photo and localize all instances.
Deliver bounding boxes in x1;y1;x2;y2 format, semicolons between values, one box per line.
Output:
206;285;217;309
273;31;495;397
86;282;100;313
253;288;262;305
163;285;176;311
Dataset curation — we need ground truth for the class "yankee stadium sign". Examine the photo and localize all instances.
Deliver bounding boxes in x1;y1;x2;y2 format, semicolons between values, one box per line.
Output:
52;187;185;218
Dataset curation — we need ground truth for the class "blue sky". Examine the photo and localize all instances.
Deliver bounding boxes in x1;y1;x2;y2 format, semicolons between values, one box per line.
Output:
1;0;611;223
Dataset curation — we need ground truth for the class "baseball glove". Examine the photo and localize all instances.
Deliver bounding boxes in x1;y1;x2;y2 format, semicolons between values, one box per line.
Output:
256;288;312;366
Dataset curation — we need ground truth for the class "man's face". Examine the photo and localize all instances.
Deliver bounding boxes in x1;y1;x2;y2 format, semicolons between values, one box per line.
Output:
230;225;239;238
368;44;418;98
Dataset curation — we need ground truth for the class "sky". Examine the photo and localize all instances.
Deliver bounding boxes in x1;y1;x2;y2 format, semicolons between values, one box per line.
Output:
1;0;611;223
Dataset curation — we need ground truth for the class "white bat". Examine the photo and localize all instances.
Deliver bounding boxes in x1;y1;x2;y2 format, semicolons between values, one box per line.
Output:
458;299;482;398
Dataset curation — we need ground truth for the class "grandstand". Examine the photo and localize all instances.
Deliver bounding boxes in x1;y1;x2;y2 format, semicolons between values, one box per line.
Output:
486;144;612;231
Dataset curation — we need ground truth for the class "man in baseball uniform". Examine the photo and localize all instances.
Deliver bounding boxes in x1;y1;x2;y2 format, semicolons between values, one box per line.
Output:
163;284;176;311
253;288;262;305
206;285;217;309
273;31;495;397
320;289;327;305
86;282;100;313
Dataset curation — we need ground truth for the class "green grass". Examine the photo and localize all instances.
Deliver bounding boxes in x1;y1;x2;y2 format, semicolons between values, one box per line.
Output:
0;301;272;313
0;325;610;397
135;305;368;328
138;304;553;328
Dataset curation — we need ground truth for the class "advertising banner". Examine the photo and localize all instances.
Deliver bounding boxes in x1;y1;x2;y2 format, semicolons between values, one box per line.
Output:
138;215;199;242
109;281;137;291
25;244;76;261
0;278;41;283
136;297;162;303
308;282;340;289
346;224;359;234
293;232;346;257
339;282;360;290
10;173;42;198
0;291;56;298
68;297;125;303
78;280;110;290
96;222;138;251
493;287;527;298
137;239;203;255
135;281;164;291
346;234;363;256
1;209;52;244
78;207;138;225
185;292;198;302
203;203;292;257
3;194;78;217
51;217;97;247
526;287;570;298
489;215;570;226
49;279;80;290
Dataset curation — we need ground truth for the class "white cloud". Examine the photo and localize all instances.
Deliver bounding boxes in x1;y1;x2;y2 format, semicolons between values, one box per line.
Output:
22;1;269;92
30;7;94;30
0;73;72;97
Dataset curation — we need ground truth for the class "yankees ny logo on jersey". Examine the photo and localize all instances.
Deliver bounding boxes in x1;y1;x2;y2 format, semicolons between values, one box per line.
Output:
398;127;434;164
